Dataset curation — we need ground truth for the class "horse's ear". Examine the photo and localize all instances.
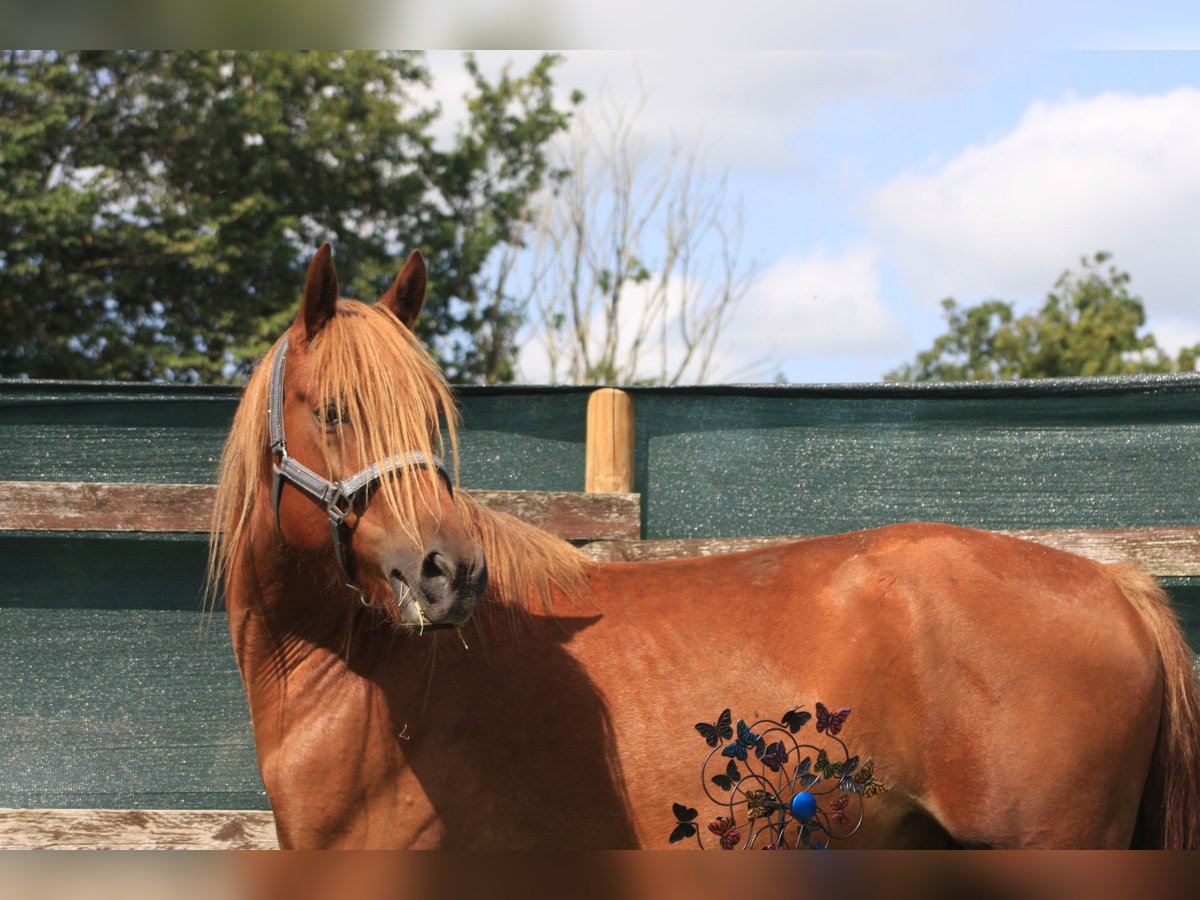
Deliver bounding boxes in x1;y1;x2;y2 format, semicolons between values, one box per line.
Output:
295;243;340;342
378;250;426;329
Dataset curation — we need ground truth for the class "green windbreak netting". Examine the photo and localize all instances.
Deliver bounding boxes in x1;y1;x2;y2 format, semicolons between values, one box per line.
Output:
0;532;266;809
628;376;1200;539
0;381;590;489
454;388;589;490
0;382;236;483
1;608;265;809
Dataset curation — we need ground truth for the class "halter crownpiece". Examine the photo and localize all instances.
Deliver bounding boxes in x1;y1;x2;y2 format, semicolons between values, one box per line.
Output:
267;334;453;584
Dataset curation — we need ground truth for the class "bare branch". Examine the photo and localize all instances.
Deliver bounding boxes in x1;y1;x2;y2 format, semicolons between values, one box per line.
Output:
509;94;761;385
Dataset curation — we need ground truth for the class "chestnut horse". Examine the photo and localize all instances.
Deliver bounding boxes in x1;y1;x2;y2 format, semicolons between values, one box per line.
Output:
210;245;1200;849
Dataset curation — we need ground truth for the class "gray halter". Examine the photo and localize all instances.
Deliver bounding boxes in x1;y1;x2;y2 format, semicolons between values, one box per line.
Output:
268;334;452;584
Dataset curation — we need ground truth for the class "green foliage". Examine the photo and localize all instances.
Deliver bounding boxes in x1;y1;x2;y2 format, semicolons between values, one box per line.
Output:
0;51;571;383
887;253;1200;382
425;53;572;384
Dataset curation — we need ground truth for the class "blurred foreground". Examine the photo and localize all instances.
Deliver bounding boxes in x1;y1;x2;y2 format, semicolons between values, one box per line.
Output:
2;851;1199;900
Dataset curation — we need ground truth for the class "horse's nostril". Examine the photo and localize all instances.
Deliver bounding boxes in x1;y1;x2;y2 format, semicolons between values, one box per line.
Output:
421;551;454;584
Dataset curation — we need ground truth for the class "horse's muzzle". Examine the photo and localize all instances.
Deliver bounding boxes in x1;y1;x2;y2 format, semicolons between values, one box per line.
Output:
388;542;487;630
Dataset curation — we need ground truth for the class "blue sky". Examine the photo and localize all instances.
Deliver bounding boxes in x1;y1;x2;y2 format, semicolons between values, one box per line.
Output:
425;43;1200;383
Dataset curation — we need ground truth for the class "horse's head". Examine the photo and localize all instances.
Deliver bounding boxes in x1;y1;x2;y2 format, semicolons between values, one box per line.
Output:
265;244;486;630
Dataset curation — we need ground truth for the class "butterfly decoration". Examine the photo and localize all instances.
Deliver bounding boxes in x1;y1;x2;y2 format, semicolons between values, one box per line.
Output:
721;719;764;762
669;702;883;850
813;747;844;779
815;703;851;736
798;817;825;850
762;740;789;773
851;757;888;798
781;707;812;733
836;755;861;792
744;790;769;820
829;795;851;826
695;709;733;748
711;759;742;792
707;816;741;850
794;755;819;789
670;803;699;844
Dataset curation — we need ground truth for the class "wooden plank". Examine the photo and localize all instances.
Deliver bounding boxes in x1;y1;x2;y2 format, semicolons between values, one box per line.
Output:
0;482;642;541
0;482;217;532
582;526;1200;578
0;808;277;850
1000;527;1200;576
581;534;793;563
585;388;635;493
469;490;640;540
0;480;1192;571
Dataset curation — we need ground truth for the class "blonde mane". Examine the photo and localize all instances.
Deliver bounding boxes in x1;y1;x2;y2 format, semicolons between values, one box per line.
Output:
206;300;594;616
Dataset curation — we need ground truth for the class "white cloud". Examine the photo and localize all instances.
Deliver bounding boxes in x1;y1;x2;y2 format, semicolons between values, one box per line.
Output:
552;52;964;171
513;332;553;384
515;246;907;384
721;246;910;379
424;50;968;171
388;1;1020;51
514;271;756;385
570;0;1017;50
1154;318;1200;358
870;88;1200;321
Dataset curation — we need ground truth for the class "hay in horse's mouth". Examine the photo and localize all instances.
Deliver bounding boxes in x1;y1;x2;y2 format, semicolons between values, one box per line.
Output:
387;568;456;632
388;568;421;615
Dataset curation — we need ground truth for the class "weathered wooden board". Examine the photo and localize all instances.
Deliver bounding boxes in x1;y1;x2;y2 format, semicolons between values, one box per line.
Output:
0;808;277;850
470;489;640;540
0;482;641;541
582;526;1200;577
10;481;1194;572
1001;527;1200;576
0;482;217;532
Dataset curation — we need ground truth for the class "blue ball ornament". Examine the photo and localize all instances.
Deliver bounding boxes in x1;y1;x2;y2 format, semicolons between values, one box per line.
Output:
790;791;817;821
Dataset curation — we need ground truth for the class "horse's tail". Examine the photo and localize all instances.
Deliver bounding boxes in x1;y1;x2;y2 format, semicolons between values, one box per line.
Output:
1108;564;1200;848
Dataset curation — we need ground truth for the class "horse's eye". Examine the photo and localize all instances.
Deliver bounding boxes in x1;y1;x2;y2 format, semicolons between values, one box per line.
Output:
316;401;346;428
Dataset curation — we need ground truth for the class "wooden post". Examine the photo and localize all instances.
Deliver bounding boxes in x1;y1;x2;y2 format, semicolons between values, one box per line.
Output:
585;388;635;494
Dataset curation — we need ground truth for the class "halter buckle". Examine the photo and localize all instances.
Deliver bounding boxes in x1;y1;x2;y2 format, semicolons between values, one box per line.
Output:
326;485;354;527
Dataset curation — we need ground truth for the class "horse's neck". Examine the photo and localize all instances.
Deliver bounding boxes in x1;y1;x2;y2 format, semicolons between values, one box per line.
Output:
227;557;416;758
228;547;360;669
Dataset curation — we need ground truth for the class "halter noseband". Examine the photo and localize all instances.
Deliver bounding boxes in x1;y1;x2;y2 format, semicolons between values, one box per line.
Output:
267;334;452;585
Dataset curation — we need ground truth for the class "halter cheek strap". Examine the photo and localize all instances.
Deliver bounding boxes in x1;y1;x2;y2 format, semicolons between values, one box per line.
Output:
267;334;452;585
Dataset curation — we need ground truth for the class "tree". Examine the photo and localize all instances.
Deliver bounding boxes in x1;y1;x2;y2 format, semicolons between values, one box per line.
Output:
0;51;570;383
498;97;759;385
886;253;1200;382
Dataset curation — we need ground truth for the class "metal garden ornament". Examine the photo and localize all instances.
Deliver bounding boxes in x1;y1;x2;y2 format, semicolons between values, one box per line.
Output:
669;703;887;850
